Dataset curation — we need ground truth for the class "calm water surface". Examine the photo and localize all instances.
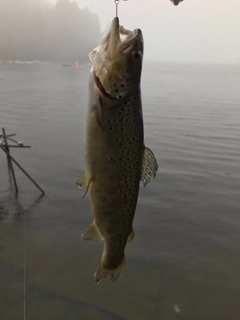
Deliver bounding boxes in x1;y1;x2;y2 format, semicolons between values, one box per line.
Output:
0;62;240;320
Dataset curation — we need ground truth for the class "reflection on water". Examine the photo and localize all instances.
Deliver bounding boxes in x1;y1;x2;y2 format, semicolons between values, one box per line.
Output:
0;62;240;320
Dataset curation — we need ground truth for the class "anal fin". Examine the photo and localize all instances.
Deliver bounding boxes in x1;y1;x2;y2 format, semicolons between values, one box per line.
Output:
82;221;103;242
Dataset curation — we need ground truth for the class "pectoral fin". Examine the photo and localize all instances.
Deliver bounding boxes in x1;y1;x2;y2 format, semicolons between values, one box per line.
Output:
76;172;88;188
141;146;158;187
76;172;92;198
82;221;103;242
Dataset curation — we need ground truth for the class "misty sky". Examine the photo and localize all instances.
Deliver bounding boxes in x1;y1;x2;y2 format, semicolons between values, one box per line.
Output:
0;0;101;61
1;0;239;64
47;0;240;64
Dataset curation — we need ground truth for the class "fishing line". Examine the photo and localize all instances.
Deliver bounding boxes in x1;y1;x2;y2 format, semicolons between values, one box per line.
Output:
115;0;119;17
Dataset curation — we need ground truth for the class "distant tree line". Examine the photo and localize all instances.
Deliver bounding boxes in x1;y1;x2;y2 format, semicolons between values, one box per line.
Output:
0;0;102;61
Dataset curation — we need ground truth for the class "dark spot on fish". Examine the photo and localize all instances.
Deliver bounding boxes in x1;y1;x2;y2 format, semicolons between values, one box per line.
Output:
118;95;122;99
121;84;125;88
118;112;122;116
109;127;113;130
115;89;118;93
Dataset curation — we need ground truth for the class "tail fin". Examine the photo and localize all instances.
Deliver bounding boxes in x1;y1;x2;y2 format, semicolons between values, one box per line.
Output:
94;257;126;284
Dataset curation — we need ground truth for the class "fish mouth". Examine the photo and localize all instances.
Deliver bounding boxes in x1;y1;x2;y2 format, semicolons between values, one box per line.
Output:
94;72;115;100
107;17;143;58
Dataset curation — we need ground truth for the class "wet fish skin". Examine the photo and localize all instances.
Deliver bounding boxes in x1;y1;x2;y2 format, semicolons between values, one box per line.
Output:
77;17;158;283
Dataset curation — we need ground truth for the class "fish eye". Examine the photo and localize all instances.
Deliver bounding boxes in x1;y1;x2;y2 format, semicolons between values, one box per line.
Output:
132;51;142;61
134;53;140;59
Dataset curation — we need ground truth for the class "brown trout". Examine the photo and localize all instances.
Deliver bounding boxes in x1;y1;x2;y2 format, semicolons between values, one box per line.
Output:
77;17;158;283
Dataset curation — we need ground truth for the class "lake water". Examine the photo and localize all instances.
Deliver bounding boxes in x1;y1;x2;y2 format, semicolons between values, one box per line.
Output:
0;61;240;320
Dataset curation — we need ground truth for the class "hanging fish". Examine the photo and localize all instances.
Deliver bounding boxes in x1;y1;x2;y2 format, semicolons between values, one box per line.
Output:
77;17;158;283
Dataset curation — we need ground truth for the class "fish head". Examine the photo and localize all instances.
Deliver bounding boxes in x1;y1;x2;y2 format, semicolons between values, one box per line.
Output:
89;17;143;100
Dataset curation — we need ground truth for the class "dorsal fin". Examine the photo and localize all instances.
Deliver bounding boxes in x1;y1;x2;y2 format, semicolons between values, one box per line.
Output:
141;146;158;187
